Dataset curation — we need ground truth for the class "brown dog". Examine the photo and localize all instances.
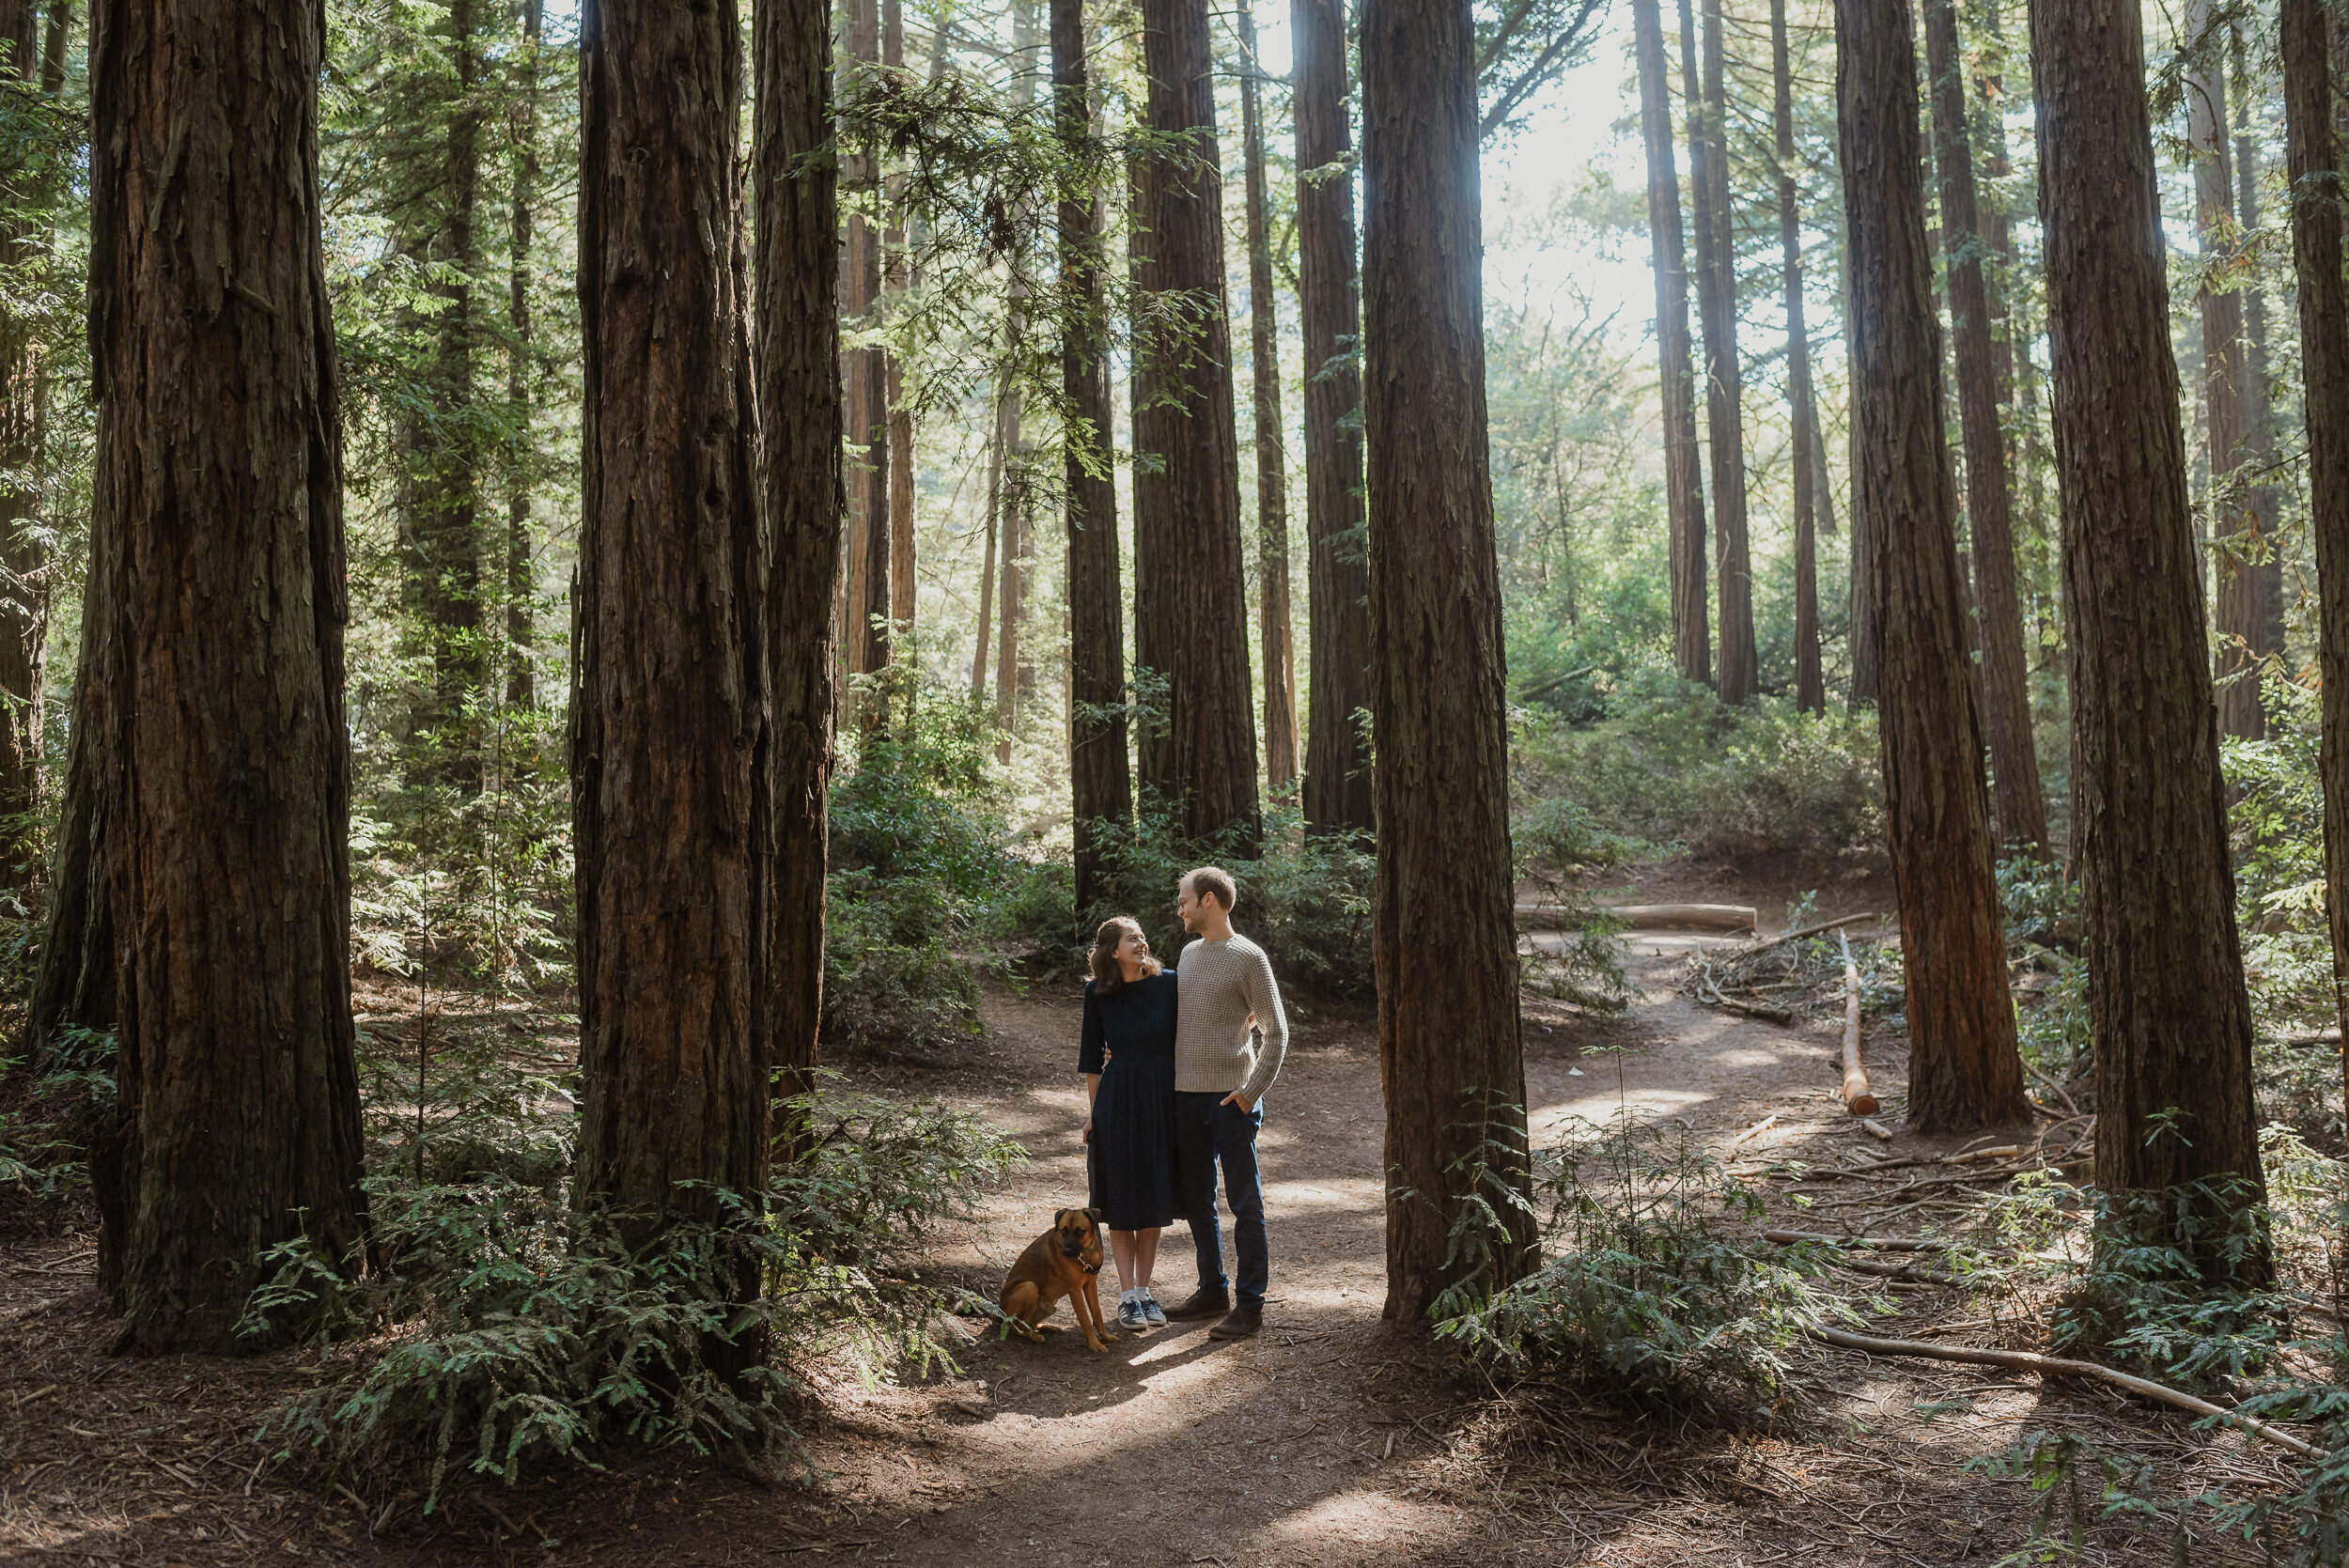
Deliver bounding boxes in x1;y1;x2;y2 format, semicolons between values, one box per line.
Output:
998;1207;1115;1352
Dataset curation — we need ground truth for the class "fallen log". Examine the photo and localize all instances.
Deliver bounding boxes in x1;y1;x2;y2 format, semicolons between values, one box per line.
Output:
1807;1327;2330;1461
1761;1230;1948;1250
1838;930;1878;1116
1515;902;1757;933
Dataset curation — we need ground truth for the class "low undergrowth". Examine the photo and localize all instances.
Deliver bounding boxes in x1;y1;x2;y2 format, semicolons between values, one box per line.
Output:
246;1078;1022;1510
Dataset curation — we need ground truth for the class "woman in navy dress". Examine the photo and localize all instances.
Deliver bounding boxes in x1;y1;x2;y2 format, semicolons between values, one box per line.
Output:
1081;916;1180;1331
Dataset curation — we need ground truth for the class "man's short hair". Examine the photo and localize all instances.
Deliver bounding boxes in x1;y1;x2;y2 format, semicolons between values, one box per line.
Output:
1184;865;1238;911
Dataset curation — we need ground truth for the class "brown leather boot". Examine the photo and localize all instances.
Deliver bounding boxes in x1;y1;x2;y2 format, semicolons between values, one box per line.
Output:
1161;1287;1230;1321
1208;1303;1263;1340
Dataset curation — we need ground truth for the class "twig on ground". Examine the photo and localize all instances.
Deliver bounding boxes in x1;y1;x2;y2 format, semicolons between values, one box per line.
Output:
1838;931;1877;1116
1809;1327;2331;1460
1737;912;1882;957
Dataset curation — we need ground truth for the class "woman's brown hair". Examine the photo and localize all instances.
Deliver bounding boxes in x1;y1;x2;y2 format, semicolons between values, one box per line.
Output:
1089;916;1159;993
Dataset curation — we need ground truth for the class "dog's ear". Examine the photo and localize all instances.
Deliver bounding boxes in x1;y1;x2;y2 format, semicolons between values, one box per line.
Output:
1053;1208;1073;1226
1083;1206;1104;1227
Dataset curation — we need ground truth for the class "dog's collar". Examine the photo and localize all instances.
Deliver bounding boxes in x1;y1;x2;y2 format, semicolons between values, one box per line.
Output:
1082;1262;1101;1275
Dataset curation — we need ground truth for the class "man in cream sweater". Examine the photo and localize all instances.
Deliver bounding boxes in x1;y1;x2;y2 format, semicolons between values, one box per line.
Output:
1161;865;1288;1341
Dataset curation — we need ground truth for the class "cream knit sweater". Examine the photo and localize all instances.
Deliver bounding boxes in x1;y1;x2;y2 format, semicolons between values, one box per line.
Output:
1173;933;1289;1103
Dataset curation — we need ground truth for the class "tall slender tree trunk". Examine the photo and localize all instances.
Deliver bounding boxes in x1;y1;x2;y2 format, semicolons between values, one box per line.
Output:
1292;0;1373;835
1238;0;1297;793
1839;0;2029;1134
1923;0;2045;853
1697;0;1755;702
1362;0;1532;1324
848;0;891;688
1771;0;1820;714
1634;0;1710;689
0;0;51;892
2284;0;2349;1167
574;0;773;1345
1055;0;1130;924
504;0;542;709
1130;0;1260;851
2031;0;2268;1279
994;435;1026;762
2188;4;2261;742
52;0;368;1351
884;0;914;638
2235;71;2284;721
972;399;1002;699
756;0;842;1115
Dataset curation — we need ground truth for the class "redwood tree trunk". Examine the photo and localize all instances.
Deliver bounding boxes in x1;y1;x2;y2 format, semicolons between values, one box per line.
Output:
850;0;890;687
755;0;841;1113
2234;100;2283;685
67;0;368;1352
574;0;771;1293
504;0;543;709
884;0;914;637
2031;0;2268;1276
1238;0;1298;793
2283;0;2349;1158
1838;0;2028;1135
0;0;50;891
1361;0;1533;1322
1922;0;2045;853
1055;0;1130;924
1131;0;1260;851
1634;0;1709;689
1771;0;1820;714
1293;0;1374;835
1695;0;1755;702
2188;4;2261;743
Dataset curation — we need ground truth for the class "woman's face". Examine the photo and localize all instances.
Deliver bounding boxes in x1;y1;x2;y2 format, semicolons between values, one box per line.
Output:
1117;926;1151;973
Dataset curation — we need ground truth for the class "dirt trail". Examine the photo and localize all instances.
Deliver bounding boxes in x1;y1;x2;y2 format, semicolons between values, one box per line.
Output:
4;909;2248;1566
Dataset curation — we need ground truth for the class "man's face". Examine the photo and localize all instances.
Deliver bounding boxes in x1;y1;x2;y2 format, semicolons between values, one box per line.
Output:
1176;877;1205;933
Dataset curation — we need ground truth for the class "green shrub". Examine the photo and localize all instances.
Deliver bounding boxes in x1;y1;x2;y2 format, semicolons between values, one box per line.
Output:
247;1079;1023;1509
1514;680;1884;869
1434;1114;1862;1411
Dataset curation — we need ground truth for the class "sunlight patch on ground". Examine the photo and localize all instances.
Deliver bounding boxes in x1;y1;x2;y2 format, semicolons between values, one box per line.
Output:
1262;1488;1470;1552
1531;1086;1711;1131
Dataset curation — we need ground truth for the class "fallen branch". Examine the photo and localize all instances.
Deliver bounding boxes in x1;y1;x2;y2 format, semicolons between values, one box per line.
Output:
1839;930;1878;1116
1808;1327;2330;1461
2021;1056;2080;1118
1761;1230;1949;1251
1739;911;1881;956
1727;1113;1781;1151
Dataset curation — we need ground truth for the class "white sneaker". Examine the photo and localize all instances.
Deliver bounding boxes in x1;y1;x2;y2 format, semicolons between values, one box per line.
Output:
1141;1292;1168;1328
1118;1297;1150;1332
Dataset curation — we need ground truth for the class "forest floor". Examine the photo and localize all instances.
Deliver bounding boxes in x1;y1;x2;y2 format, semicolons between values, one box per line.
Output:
0;866;2306;1566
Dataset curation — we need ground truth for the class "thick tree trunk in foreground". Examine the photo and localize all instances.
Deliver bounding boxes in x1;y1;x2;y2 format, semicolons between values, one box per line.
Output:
1056;0;1130;924
0;0;50;892
2283;0;2349;1160
2187;10;2261;743
1839;0;2028;1135
1361;0;1533;1322
1293;0;1374;835
1771;0;1820;714
2032;0;2268;1277
1238;0;1298;793
1634;0;1709;689
1131;0;1259;851
755;0;841;1113
575;0;771;1296
60;0;368;1352
1923;0;2044;854
1693;0;1755;703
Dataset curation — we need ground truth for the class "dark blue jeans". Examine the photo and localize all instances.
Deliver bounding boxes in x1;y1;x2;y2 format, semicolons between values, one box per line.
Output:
1174;1090;1267;1308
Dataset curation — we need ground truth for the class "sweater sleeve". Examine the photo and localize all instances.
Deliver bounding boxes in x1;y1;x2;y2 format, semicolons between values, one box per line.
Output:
1237;945;1289;1104
1079;983;1106;1076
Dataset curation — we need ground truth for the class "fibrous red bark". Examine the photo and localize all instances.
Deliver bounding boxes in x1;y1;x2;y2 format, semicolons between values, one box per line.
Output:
1837;0;2029;1134
1361;0;1533;1321
2030;0;2269;1277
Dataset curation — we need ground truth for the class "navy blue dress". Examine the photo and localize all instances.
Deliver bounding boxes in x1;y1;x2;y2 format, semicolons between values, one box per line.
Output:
1081;970;1180;1232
